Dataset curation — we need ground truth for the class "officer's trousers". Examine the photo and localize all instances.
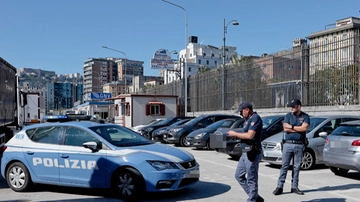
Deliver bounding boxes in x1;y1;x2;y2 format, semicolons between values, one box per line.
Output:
235;149;263;202
277;143;304;189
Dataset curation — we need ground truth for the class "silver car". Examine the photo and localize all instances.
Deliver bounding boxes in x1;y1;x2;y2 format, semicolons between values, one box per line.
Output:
261;115;360;170
322;120;360;175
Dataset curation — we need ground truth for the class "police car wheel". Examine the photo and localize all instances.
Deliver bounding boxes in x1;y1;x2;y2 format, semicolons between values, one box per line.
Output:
6;162;33;192
114;168;145;201
301;149;315;170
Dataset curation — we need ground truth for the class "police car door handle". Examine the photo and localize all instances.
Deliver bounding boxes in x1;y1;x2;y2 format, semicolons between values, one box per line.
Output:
26;151;34;155
61;154;69;158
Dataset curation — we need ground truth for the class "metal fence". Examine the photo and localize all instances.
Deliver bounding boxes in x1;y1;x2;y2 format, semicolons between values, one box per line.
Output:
146;33;360;112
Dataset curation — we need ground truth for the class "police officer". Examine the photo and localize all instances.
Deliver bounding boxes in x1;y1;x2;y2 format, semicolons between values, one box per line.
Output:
273;99;310;196
227;102;264;202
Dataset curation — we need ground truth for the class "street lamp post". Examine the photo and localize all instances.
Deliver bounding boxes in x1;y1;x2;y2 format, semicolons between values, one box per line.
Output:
162;0;188;116
222;18;239;110
102;46;128;93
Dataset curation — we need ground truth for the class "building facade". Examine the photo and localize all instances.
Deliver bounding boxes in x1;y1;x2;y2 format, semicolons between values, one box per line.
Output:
83;58;119;101
307;16;360;105
163;36;237;84
46;82;83;111
116;58;144;88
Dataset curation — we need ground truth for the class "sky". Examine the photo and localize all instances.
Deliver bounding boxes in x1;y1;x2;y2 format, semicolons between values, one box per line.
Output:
1;0;359;76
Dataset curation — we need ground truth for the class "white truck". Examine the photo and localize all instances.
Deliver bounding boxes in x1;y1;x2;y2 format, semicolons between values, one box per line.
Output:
0;57;41;148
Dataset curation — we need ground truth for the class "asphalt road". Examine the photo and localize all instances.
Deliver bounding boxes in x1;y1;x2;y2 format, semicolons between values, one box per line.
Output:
0;147;360;202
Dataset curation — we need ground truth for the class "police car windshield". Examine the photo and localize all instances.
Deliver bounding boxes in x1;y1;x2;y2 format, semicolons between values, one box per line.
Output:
89;125;153;147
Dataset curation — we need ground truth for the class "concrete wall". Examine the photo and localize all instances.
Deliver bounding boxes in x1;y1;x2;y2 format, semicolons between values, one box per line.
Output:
187;105;360;117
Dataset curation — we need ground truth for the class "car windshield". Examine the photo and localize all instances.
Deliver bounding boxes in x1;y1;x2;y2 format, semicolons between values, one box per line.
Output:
159;117;174;125
307;117;327;132
171;119;189;127
330;125;360;137
220;119;237;128
206;120;226;129
149;119;165;126
262;116;281;129
184;115;204;126
90;125;153;147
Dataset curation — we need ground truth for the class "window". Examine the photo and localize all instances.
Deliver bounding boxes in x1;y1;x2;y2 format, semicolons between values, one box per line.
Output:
146;104;165;116
31;126;63;145
214;61;217;66
314;54;319;64
324;52;328;62
203;53;206;57
198;60;201;64
206;60;209;65
332;50;337;60
64;127;100;147
188;67;191;72
342;33;348;46
342;48;348;59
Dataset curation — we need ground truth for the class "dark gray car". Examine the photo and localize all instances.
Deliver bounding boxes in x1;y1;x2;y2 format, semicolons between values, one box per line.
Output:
186;118;242;149
164;114;240;147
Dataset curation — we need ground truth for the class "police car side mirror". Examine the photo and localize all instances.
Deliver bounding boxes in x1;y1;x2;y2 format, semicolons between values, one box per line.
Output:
83;141;98;152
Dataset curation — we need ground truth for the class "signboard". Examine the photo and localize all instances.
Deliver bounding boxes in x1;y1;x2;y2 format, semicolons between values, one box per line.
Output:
150;49;177;69
90;92;112;100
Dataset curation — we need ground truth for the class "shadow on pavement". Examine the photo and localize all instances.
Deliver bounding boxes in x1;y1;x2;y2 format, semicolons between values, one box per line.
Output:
301;198;346;202
302;183;360;193
2;180;230;202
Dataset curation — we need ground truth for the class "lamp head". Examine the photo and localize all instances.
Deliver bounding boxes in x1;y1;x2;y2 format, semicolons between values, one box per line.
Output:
232;21;239;26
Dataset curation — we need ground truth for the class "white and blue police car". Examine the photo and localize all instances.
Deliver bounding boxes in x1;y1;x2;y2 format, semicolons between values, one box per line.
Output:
1;115;199;201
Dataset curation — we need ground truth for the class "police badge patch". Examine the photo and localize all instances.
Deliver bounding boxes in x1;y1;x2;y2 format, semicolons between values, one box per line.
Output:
251;122;255;126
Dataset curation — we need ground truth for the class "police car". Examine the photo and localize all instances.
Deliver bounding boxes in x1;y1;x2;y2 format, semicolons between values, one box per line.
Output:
1;115;200;201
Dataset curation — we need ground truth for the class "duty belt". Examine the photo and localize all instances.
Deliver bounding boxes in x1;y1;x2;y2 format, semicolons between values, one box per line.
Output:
285;140;305;144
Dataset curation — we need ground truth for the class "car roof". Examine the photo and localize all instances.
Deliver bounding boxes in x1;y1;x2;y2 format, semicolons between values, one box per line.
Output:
23;121;108;130
340;120;360;125
262;115;285;118
310;115;360;119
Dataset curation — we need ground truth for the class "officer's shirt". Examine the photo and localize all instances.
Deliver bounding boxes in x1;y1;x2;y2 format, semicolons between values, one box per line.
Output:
284;111;310;141
242;112;263;146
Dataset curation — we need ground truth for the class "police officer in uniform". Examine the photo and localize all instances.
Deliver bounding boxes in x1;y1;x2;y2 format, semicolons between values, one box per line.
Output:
273;99;310;195
227;102;264;202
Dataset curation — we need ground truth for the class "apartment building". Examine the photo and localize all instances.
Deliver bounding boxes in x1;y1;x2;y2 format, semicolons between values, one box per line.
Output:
116;58;144;85
307;16;360;105
163;36;237;84
83;58;118;101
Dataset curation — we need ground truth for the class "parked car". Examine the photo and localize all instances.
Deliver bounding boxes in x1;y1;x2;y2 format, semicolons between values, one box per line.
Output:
140;116;195;139
131;118;166;133
186;118;243;149
216;115;284;159
0;120;200;201
322;120;360;175
164;114;240;147
261;115;360;170
152;119;192;143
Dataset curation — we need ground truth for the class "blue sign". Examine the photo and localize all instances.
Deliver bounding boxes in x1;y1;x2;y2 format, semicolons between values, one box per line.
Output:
90;92;112;99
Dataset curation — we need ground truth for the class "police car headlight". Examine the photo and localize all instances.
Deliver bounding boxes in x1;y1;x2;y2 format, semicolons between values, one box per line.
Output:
147;161;179;171
194;133;207;139
274;143;281;150
145;127;154;132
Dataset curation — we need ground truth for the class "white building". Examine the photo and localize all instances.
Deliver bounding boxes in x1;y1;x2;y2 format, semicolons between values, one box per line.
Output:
107;94;178;128
162;36;237;84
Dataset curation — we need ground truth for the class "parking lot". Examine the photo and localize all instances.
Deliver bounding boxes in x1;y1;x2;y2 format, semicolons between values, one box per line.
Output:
1;146;360;202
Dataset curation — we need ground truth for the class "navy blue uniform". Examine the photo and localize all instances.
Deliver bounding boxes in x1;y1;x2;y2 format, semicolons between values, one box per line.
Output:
235;112;263;202
277;112;310;189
